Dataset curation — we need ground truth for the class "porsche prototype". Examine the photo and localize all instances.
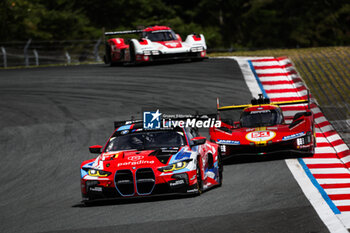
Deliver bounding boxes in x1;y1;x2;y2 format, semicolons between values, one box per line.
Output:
103;25;207;65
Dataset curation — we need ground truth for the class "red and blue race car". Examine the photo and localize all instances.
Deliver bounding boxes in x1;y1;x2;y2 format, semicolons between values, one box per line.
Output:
210;94;316;159
80;120;222;202
103;25;207;65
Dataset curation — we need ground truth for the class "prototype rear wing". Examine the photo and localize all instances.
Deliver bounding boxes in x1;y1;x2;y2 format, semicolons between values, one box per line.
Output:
104;30;143;36
217;92;311;112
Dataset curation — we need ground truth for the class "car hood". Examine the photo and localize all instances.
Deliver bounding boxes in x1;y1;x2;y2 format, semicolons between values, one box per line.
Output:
216;125;307;145
89;147;190;170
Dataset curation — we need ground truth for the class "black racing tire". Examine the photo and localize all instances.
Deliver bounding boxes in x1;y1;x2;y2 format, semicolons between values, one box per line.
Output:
104;43;112;65
196;158;203;194
218;149;223;187
129;41;136;64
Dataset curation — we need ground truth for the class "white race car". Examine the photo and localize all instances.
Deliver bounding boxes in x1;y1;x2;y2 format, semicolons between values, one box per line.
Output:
104;25;207;65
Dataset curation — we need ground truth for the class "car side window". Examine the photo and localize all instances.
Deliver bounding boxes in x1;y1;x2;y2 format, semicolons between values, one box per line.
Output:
185;127;200;146
191;128;199;138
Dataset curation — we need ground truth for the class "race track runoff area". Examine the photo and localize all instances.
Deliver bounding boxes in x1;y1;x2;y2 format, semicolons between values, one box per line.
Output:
233;56;350;232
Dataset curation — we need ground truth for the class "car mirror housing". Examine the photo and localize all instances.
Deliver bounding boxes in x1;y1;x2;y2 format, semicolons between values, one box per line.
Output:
89;145;103;154
191;136;206;146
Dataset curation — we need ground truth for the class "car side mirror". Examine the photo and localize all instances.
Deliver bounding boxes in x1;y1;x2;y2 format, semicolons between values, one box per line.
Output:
233;121;241;128
191;136;206;147
89;145;102;154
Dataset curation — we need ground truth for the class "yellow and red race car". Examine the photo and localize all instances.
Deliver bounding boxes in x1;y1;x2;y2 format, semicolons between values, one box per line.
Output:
210;94;316;159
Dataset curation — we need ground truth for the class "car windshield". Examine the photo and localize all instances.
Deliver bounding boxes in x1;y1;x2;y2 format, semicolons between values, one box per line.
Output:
240;109;283;127
105;130;186;152
143;30;177;41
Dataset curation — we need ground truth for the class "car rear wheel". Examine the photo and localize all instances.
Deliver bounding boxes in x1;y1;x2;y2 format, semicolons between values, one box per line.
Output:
129;41;136;64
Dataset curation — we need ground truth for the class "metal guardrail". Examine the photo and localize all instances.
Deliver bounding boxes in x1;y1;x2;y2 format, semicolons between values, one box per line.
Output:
0;38;103;67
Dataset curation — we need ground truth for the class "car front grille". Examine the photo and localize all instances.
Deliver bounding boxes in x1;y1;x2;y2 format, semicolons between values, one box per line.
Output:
114;170;134;196
136;168;156;195
114;168;156;196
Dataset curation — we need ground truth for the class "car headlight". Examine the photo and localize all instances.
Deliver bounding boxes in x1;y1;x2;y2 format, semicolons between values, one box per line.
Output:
88;169;111;177
190;47;203;52
158;160;191;172
296;132;312;146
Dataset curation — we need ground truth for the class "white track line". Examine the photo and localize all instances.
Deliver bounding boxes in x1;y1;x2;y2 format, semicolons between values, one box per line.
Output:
342;156;350;164
268;92;307;98
255;68;286;74
285;159;348;233
310;168;350;174
334;200;350;206
334;144;350;153
317;179;350;184
303;159;343;164
316;137;329;143
315;147;337;154
324;188;350;195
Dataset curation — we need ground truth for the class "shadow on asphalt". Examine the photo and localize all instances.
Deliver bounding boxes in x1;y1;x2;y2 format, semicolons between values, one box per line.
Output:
223;153;312;166
72;194;194;208
102;58;207;68
72;180;222;208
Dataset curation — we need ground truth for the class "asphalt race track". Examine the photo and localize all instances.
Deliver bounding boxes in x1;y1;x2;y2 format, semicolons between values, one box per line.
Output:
0;59;329;233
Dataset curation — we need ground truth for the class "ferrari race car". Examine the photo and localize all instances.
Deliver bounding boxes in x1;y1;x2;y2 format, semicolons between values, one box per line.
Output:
80;120;222;202
209;94;316;159
103;25;207;65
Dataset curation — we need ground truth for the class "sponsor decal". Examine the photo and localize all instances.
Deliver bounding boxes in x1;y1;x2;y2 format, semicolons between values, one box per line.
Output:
298;144;311;148
127;156;144;161
143;110;221;128
246;131;276;142
121;130;129;135
282;132;305;141
143;109;162;129
165;42;180;47
217;139;240;145
90;187;102;192
169;180;185;187
163;118;220;128
267;127;278;130
117;160;155;167
187;189;198;193
249;110;271;114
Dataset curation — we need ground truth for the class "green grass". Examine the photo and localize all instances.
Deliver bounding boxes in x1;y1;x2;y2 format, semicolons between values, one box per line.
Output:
209;46;350;118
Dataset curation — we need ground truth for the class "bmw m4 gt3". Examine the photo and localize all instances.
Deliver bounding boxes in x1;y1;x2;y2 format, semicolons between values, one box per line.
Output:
80;120;222;203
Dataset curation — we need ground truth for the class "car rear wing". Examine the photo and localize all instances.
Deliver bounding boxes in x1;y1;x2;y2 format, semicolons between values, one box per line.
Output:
114;119;143;129
217;91;311;112
104;30;143;36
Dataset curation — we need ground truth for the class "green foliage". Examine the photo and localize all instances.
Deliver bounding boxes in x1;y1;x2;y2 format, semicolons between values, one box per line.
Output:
0;0;349;48
0;0;100;41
